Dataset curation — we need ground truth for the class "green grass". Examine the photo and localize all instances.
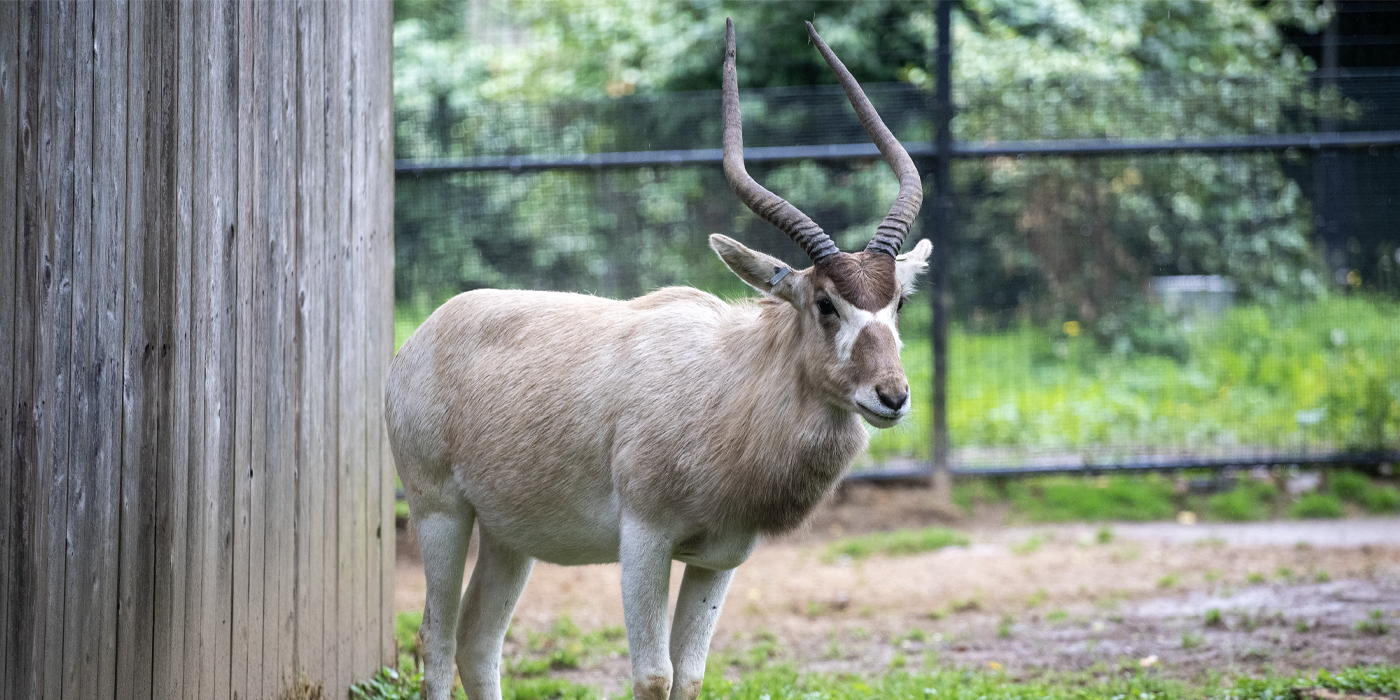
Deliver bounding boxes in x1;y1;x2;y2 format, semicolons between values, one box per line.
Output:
1200;481;1278;521
1289;491;1345;519
1329;469;1400;513
353;661;1400;700
866;295;1400;463
821;526;969;562
1006;474;1177;522
943;470;1400;523
366;609;1400;700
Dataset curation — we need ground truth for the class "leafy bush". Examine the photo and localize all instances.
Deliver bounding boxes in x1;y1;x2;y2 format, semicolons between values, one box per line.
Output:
1330;470;1372;502
1290;492;1345;519
1361;484;1400;513
1205;481;1277;521
1008;475;1176;522
1330;470;1400;513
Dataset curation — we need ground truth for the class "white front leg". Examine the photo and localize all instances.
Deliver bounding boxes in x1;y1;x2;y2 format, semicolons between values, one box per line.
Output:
668;565;735;700
620;512;677;700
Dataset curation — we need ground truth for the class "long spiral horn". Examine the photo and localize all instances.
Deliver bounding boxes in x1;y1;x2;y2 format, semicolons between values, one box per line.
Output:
722;18;840;265
806;22;923;258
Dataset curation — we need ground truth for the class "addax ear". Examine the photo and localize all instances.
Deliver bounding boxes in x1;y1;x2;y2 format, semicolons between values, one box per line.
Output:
895;239;932;291
709;234;804;304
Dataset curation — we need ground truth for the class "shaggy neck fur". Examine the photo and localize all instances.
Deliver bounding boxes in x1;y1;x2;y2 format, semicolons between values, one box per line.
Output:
699;297;868;534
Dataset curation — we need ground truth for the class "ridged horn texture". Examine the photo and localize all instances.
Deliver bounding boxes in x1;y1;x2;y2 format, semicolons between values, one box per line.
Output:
723;18;840;265
806;21;924;258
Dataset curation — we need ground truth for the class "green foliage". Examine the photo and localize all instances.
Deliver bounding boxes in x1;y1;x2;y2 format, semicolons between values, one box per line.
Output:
395;611;423;657
1330;469;1372;501
392;0;1350;338
1224;667;1400;699
1356;610;1391;636
1290;491;1345;519
1361;484;1400;513
1006;475;1176;522
351;667;423;700
1330;470;1400;513
822;527;969;562
694;661;1400;700
351;656;1400;700
1205;481;1277;521
856;297;1400;466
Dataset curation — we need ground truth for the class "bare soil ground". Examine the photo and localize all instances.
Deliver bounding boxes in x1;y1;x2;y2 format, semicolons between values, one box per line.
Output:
395;484;1400;696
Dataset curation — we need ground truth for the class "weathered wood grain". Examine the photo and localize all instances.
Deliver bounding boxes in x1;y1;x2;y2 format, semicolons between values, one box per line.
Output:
206;4;240;698
84;3;129;697
3;2;395;696
350;0;373;675
59;1;98;697
11;4;43;697
230;0;256;696
155;2;195;697
180;2;210;694
326;0;356;690
0;1;20;690
368;0;398;667
295;0;329;684
37;6;78;696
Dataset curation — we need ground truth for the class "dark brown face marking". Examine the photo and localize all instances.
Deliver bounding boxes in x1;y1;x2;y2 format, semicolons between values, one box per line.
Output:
815;252;898;311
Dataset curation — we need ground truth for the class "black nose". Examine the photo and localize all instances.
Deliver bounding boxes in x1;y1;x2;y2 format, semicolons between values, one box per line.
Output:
876;388;908;411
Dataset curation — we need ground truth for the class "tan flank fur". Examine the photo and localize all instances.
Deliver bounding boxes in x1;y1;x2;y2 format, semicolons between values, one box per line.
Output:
386;20;929;700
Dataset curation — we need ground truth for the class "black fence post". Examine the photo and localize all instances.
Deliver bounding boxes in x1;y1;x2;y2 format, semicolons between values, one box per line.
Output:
928;0;954;504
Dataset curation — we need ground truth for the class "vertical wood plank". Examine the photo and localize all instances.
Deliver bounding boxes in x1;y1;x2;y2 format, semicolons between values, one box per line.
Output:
265;2;300;694
0;4;394;696
368;0;397;667
325;0;354;691
230;0;256;696
294;0;328;686
249;1;275;695
85;2;128;696
31;2;80;695
8;3;40;698
349;0;372;676
114;3;152;694
0;1;20;689
155;1;194;697
205;4;240;698
59;1;99;697
181;1;210;697
116;0;174;696
348;0;372;674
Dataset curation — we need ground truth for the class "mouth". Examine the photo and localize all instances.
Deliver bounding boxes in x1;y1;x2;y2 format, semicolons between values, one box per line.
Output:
855;401;903;428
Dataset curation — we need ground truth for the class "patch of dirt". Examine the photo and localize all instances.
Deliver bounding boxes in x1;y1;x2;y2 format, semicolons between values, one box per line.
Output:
395;484;1400;696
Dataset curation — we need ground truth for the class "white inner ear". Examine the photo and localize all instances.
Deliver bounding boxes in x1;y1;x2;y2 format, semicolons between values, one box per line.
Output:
895;240;932;291
831;295;902;362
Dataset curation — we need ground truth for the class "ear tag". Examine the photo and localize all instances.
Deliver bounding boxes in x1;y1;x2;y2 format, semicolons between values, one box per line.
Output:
768;266;792;286
895;253;908;261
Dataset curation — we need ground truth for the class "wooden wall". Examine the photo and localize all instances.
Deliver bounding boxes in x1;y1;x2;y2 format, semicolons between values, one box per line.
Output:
0;2;396;698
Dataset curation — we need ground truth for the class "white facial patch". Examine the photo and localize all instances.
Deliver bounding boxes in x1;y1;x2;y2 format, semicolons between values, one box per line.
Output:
831;295;902;362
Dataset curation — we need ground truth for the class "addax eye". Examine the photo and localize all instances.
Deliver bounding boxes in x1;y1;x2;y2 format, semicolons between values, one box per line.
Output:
897;296;906;313
817;298;838;317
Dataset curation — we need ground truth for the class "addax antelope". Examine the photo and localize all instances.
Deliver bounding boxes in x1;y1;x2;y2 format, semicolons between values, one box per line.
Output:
386;19;929;700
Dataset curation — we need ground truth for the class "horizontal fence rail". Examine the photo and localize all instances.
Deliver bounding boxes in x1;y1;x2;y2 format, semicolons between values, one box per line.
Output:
395;131;1400;175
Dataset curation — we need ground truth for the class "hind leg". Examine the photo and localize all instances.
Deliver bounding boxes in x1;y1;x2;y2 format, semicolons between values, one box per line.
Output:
414;502;475;700
456;527;535;700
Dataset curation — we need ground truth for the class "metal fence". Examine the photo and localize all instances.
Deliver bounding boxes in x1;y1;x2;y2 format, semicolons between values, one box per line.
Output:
393;15;1400;480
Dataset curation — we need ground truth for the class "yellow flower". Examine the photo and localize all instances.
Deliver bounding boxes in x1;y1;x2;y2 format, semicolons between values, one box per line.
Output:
1063;321;1080;337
